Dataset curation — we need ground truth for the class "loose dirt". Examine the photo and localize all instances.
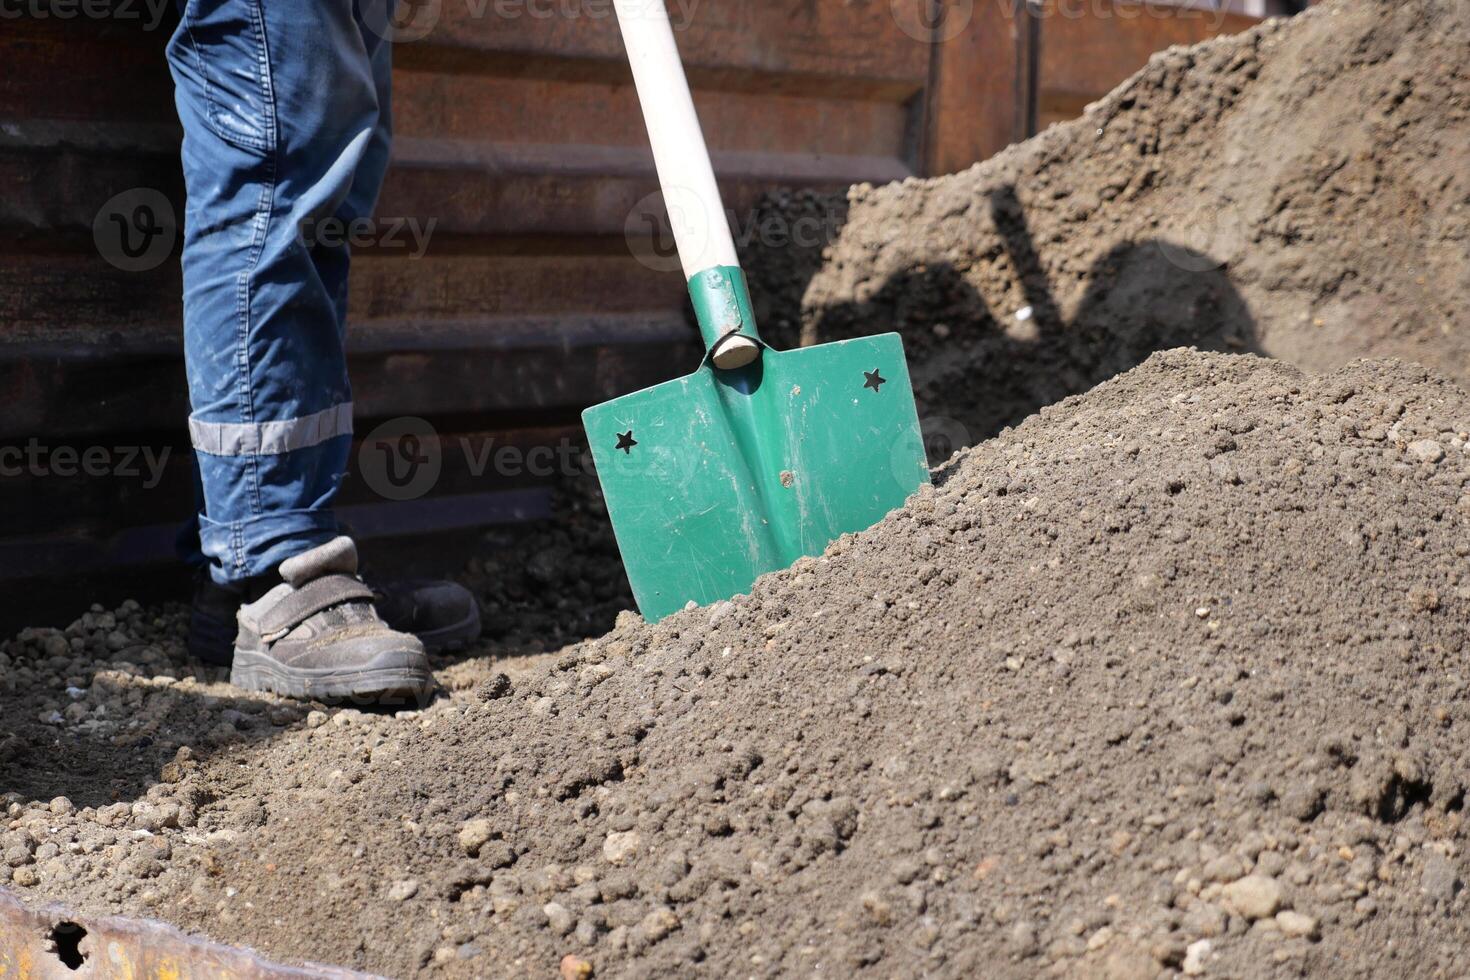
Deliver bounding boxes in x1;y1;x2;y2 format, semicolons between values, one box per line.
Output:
3;351;1468;979
4;1;1469;977
747;0;1468;447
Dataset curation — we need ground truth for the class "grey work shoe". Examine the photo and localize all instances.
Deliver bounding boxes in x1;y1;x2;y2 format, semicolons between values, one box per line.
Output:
229;537;434;703
190;567;480;667
368;575;481;655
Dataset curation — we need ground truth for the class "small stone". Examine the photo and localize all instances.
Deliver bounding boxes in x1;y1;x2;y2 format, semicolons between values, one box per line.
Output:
544;902;575;936
560;954;594;980
1408;587;1441;613
860;890;892;925
306;710;328;729
458;819;495;856
579;663;614;688
1008;920;1038;957
637;906;679;943
132;801;181;831
1182;939;1212;975
1407;439;1444;463
481;841;516;870
387;879;419;901
891;858;922;884
442;922;477;946
477;674;512;701
602;830;640;866
120;853;164;879
1420;852;1462;904
1202;853;1248;883
1275;910;1319;939
11;866;39;887
1221;875;1284;920
1281;783;1325;821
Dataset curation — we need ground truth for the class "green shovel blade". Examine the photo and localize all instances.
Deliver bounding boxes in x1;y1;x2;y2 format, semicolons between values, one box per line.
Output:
583;332;930;622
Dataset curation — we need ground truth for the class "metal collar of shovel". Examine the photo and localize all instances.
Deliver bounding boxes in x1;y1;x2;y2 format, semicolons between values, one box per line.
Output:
691;266;763;371
582;0;931;622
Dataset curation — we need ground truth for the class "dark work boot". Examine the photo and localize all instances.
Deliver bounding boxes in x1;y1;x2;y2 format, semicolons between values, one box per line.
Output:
228;537;433;702
189;551;481;667
368;576;482;655
189;572;273;667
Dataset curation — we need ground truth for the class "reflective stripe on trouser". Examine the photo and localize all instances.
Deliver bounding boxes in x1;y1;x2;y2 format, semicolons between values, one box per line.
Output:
166;0;396;583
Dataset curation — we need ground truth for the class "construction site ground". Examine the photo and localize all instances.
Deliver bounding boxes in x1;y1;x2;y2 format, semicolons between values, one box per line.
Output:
1;0;1467;975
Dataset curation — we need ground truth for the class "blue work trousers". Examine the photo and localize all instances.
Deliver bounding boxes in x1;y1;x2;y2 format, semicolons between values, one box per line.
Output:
167;0;395;582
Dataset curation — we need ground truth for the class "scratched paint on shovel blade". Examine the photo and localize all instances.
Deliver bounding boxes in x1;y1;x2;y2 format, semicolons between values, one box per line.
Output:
583;333;930;621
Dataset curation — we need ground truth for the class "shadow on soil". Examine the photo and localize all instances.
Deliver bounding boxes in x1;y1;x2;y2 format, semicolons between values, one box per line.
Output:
1;668;289;811
0;480;631;811
748;183;1260;453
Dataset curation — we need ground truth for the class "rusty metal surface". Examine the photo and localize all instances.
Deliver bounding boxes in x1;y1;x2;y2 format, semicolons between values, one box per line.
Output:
925;0;1258;174
1039;0;1260;104
0;886;378;979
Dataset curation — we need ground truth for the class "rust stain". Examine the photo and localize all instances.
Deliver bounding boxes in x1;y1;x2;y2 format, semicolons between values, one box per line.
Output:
0;887;380;979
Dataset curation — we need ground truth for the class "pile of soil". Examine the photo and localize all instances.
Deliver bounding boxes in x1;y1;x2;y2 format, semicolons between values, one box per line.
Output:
4;351;1468;979
4;2;1469;977
746;0;1469;447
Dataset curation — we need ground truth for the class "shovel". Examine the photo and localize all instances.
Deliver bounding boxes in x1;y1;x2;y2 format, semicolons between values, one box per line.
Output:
583;0;931;622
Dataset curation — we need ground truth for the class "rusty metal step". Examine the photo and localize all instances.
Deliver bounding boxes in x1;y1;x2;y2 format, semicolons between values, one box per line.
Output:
0;886;379;979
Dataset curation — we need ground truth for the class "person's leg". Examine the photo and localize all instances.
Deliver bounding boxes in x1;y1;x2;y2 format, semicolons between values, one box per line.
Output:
312;0;397;335
172;0;391;576
172;0;478;684
168;0;430;700
167;0;382;584
173;0;392;574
